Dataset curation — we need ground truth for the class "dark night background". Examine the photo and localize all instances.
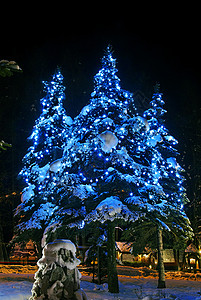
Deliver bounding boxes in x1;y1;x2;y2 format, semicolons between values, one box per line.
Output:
0;9;200;244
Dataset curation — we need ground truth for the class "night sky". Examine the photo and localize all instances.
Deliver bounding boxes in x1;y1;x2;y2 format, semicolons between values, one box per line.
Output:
0;11;200;195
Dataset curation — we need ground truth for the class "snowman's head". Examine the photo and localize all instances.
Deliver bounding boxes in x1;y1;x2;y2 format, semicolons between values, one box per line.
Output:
38;239;80;269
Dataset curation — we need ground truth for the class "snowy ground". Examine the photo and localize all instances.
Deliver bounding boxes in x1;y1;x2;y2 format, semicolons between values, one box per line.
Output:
0;268;201;299
0;274;33;300
84;275;201;300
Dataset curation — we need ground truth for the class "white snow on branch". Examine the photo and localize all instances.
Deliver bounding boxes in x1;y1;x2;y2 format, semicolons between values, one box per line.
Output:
85;196;139;223
50;158;62;173
21;184;35;203
167;157;178;169
80;104;91;116
115;147;130;163
165;135;178;143
137;116;150;131
32;163;50;182
99;130;118;153
73;184;95;200
19;203;58;231
155;218;171;231
147;134;163;147
64;115;73;126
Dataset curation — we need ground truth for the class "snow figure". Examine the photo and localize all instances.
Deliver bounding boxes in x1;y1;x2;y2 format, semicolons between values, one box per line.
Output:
29;239;88;300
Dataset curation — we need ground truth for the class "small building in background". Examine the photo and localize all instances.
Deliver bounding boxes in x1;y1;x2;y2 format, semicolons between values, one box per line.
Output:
9;240;38;265
116;241;200;271
184;243;200;271
116;242;133;263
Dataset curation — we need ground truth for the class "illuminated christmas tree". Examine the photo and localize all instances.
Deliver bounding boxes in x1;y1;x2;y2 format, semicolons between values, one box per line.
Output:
20;68;72;183
54;47;154;293
14;69;72;251
141;84;192;288
14;48;192;293
142;84;190;220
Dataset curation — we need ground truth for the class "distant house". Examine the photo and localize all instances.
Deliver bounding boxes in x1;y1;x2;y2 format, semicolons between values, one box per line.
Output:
184;243;200;270
9;240;38;265
162;249;184;270
116;242;156;267
116;242;134;263
115;241;200;270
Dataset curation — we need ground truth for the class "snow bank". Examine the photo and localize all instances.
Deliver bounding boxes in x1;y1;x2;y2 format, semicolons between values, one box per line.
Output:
0;280;32;300
1;277;201;300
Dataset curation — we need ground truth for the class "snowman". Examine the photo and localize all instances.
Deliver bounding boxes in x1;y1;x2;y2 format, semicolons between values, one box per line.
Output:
29;239;88;300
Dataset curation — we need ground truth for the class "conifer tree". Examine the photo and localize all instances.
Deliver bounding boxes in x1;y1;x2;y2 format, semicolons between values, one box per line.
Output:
14;69;72;251
13;48;193;293
19;68;72;183
143;83;188;208
49;47;162;293
143;83;191;230
41;47;143;293
142;84;193;287
43;47;192;293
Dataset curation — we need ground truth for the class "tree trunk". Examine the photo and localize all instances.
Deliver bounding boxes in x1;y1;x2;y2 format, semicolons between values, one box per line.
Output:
0;222;8;262
174;249;181;271
157;226;166;288
97;246;101;285
0;223;4;262
107;221;119;293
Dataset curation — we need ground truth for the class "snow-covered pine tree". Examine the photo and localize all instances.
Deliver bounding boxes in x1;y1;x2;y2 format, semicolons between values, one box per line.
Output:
142;83;193;287
143;84;192;227
20;68;72;183
30;48;193;292
63;46;149;207
53;46;154;293
14;69;72;252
